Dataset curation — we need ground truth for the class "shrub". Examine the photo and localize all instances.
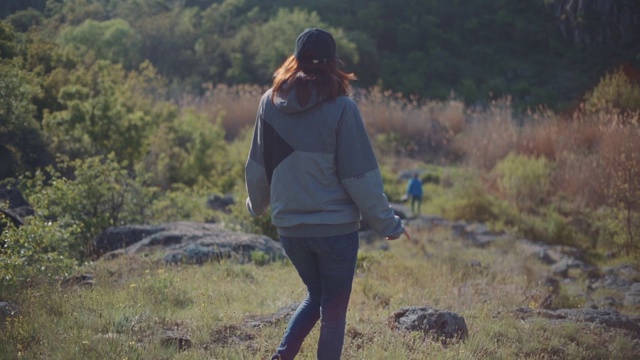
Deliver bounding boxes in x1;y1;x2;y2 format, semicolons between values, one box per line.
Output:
145;183;215;223
584;67;640;114
139;109;240;192
494;152;553;213
432;171;499;223
222;199;278;241
513;207;577;246
16;154;155;260
599;127;640;254
0;215;76;291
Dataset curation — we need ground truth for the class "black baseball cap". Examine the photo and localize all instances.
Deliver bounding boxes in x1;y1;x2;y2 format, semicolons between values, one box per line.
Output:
294;28;337;65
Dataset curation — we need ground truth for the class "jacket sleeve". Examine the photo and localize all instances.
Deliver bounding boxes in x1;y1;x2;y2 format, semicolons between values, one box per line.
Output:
336;99;403;238
245;97;270;216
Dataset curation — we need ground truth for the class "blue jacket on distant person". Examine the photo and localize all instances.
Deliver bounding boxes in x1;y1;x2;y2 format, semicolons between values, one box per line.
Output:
406;175;423;198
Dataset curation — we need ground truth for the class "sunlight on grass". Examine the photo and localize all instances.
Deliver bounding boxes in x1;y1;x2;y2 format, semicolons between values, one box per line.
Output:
4;224;637;359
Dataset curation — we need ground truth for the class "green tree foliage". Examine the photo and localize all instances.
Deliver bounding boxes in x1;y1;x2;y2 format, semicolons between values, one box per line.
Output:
16;154;156;260
140;109;238;192
193;0;257;85
0;0;47;19
4;0;635;109
42;60;171;165
0;60;52;180
135;6;200;81
0;21;18;59
247;8;358;82
5;7;45;32
59;18;141;67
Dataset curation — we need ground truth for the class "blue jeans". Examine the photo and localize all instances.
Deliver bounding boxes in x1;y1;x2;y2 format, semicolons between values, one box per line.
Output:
272;231;359;360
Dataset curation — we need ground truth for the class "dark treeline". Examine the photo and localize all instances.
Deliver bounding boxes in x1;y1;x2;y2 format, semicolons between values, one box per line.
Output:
2;0;638;110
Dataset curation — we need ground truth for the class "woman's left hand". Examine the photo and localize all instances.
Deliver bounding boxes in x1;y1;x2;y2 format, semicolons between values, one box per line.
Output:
386;228;411;241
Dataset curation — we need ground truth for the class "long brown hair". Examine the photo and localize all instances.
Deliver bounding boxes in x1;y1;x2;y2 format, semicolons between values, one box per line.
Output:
272;55;356;106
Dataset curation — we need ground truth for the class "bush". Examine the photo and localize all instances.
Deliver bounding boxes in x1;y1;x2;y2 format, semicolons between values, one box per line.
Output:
222;199;278;241
16;154;156;260
0;215;76;291
146;183;215;223
432;171;500;223
584;67;640;114
494;152;553;213
513;207;577;246
139;109;240;192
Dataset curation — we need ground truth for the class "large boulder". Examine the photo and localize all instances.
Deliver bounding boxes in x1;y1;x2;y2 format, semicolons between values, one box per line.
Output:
0;187;34;233
90;224;167;255
388;306;469;342
92;222;284;265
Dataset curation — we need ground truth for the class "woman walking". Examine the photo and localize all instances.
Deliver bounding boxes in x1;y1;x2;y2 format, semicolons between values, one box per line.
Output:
245;28;409;360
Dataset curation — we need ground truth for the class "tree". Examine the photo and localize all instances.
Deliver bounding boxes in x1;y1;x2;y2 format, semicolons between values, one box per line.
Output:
247;8;358;83
0;60;52;180
59;18;141;68
0;21;18;59
42;60;170;166
140;109;237;192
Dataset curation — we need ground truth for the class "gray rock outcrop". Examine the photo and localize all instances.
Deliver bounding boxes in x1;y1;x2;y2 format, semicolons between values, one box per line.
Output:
92;222;284;265
0;187;34;233
548;0;640;50
513;307;640;337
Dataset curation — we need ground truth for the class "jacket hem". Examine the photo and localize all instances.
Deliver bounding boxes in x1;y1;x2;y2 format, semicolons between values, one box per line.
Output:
277;222;359;238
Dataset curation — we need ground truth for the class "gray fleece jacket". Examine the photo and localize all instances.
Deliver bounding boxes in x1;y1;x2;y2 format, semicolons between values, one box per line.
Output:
245;84;403;238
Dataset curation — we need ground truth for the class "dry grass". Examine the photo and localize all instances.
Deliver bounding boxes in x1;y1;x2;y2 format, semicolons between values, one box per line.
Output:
186;83;640;252
2;226;639;359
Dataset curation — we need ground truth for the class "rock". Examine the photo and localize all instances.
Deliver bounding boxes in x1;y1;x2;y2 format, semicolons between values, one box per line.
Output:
92;222;284;265
585;296;624;310
450;221;504;247
0;186;34;233
588;264;640;293
207;194;235;213
512;307;640;336
209;324;256;346
91;224;165;256
60;274;95;288
388;306;468;342
0;301;19;325
161;329;192;351
624;282;640;308
244;302;300;328
548;0;640;50
0;208;24;229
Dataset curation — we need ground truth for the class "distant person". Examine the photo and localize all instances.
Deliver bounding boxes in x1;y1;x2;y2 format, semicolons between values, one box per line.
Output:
406;172;423;216
245;28;410;360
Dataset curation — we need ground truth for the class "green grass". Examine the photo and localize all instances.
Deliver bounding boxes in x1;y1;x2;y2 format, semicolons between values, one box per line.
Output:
2;226;639;359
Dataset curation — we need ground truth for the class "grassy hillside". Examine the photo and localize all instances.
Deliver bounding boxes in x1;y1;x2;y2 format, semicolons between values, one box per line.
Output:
1;2;639;356
2;225;638;359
